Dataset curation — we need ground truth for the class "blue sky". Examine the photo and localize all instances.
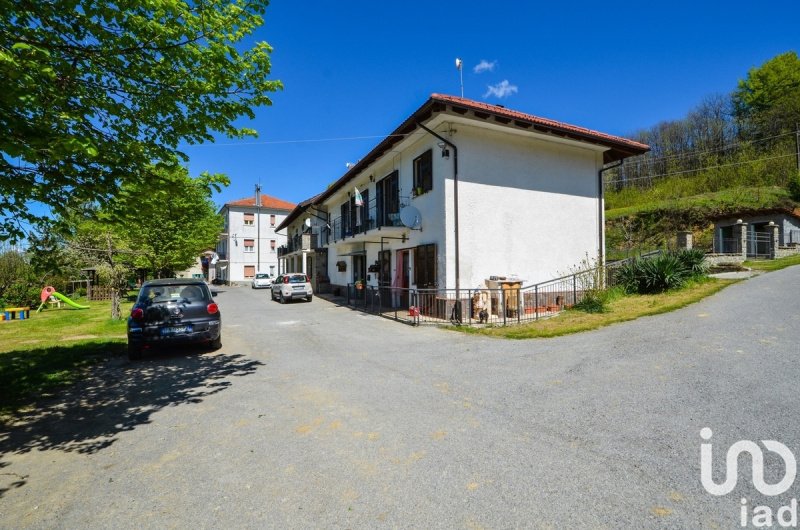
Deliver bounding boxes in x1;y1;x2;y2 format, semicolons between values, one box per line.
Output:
183;1;800;208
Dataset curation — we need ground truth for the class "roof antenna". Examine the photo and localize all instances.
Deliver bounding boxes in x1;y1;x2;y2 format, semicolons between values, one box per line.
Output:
455;58;464;98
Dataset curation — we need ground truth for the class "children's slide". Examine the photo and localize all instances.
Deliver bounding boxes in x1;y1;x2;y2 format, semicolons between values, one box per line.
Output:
37;286;90;312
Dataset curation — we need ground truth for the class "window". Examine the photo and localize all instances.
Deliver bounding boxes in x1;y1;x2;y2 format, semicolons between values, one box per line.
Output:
414;243;436;288
270;214;276;227
340;201;351;239
243;213;255;226
244;265;255;278
376;170;399;227
413;149;433;195
270;239;276;252
244;238;255;252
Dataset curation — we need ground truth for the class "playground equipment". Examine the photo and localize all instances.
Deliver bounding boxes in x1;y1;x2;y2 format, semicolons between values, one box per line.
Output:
36;286;90;312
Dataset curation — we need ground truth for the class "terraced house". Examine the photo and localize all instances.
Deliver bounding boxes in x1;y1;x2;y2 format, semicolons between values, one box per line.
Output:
277;94;648;317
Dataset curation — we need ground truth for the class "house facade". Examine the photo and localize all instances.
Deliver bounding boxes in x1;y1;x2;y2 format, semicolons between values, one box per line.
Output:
277;94;648;300
215;194;295;284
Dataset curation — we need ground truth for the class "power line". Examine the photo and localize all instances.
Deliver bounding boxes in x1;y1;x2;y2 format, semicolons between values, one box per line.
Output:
191;131;426;147
605;152;797;185
621;131;795;166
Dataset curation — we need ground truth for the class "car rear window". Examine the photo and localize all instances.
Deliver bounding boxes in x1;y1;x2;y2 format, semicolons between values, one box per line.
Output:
139;284;209;303
255;273;270;279
288;275;307;283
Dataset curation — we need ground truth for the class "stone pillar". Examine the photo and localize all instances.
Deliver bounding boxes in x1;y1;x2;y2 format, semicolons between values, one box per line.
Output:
769;221;780;259
736;219;747;258
677;231;693;250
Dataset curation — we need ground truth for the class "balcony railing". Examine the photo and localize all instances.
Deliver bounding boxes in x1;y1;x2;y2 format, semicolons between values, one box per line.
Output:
277;232;321;257
330;195;408;243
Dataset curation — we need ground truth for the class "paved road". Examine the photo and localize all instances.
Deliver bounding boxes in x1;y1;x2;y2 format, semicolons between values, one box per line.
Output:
2;267;800;528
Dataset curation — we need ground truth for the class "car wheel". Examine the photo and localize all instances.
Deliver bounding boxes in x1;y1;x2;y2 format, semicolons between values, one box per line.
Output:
271;289;276;301
210;331;222;350
280;291;286;304
128;343;143;361
307;295;313;302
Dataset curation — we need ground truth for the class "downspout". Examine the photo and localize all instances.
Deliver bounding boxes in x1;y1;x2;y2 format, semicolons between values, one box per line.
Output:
597;159;623;266
416;121;460;319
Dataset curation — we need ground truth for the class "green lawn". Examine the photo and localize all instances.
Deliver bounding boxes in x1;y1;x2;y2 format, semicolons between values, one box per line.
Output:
0;299;129;416
454;278;737;339
744;254;800;271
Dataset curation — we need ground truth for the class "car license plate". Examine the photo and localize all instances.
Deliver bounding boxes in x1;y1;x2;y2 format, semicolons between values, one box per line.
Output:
292;286;305;290
161;325;192;336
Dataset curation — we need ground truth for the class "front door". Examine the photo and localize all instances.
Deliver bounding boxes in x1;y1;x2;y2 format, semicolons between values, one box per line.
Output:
353;255;366;299
400;251;410;308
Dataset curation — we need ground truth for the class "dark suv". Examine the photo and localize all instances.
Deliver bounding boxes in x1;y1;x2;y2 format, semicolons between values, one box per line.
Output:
127;278;221;360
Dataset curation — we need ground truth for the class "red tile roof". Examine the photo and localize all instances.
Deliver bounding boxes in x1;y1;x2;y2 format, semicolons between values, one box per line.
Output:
313;94;650;205
431;93;650;152
226;195;296;211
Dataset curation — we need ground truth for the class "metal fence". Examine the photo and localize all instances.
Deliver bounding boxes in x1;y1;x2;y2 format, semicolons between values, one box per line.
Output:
343;251;662;327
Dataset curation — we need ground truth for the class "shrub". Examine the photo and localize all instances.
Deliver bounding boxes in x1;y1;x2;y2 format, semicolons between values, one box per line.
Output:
789;173;800;202
673;248;708;277
615;253;696;294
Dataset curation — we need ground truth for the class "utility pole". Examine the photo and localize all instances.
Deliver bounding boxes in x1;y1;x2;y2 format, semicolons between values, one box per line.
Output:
255;183;261;271
795;123;799;172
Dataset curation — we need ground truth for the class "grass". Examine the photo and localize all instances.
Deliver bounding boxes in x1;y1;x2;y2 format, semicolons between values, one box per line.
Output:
455;278;736;339
0;299;129;415
744;254;800;271
605;186;792;220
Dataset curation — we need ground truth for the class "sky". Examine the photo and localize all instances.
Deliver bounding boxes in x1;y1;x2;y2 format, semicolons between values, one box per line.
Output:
183;0;800;209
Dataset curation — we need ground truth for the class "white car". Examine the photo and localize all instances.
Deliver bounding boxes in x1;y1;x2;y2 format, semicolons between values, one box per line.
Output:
251;272;273;289
271;273;313;303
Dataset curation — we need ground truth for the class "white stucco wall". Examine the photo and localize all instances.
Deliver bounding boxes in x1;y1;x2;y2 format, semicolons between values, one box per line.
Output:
320;115;607;292
444;123;604;287
219;206;288;282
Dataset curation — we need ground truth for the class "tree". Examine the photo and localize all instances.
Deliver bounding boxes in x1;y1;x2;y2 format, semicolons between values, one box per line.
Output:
733;51;800;138
107;166;228;277
0;0;281;241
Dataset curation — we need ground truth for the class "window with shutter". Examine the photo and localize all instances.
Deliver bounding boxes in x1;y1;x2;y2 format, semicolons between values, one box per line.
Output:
244;239;255;252
244;265;256;278
270;214;276;227
243;213;255;226
413;244;436;288
413;150;433;194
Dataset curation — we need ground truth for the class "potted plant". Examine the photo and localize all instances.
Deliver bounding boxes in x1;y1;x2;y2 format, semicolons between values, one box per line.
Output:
355;279;364;290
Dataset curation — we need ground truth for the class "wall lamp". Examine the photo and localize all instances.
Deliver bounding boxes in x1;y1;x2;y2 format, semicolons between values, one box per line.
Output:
438;141;450;159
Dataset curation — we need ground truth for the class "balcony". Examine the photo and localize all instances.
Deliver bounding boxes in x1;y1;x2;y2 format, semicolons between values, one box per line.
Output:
278;232;321;258
330;196;408;244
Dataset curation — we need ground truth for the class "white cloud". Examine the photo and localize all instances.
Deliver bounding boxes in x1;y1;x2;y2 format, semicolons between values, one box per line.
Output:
484;80;518;99
473;59;496;74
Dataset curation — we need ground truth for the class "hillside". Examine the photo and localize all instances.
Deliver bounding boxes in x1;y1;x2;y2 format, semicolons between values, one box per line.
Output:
602;51;800;260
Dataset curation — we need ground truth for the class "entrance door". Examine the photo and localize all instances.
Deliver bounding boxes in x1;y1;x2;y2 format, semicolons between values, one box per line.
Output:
353;254;366;299
400;251;410;308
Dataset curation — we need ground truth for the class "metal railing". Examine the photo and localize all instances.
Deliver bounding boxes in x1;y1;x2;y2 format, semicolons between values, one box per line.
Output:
342;251;664;327
330;196;409;242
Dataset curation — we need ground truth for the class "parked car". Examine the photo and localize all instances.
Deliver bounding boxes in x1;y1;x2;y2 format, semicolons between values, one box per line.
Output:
271;273;313;303
251;272;273;289
127;278;221;360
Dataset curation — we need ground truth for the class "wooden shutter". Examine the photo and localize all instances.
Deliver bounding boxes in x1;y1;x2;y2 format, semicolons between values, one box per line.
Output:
244;265;255;278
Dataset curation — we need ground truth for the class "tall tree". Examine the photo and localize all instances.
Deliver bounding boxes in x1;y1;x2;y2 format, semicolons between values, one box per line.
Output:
0;0;281;241
107;166;228;277
733;51;800;138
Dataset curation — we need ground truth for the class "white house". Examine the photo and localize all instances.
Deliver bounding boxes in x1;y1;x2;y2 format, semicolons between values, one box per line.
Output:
277;94;648;303
215;193;295;284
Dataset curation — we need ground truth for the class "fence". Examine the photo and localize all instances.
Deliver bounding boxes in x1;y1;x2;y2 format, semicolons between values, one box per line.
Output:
343;251;662;327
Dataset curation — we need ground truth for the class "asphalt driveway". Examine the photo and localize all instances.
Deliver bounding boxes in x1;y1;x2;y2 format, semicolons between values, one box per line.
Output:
2;267;800;528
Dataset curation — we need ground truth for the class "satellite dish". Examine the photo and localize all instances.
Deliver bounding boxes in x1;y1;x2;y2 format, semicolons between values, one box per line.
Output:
304;218;311;228
399;205;422;230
